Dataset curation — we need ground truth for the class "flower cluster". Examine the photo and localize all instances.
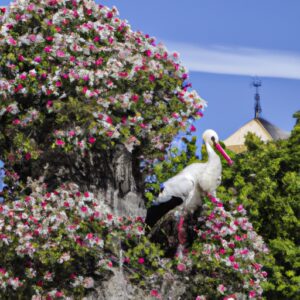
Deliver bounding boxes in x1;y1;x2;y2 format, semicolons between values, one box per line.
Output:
191;196;269;299
0;182;153;299
0;0;206;168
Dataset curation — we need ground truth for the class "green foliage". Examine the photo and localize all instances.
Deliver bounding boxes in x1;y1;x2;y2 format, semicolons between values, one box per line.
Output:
220;112;300;299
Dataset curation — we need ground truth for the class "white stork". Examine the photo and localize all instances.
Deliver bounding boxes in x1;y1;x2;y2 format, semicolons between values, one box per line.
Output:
145;129;233;228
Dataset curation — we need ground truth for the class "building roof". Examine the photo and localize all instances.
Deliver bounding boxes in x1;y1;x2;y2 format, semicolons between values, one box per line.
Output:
256;117;290;140
223;117;290;153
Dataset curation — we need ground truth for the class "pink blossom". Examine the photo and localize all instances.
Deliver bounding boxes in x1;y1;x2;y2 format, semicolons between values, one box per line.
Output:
13;119;21;125
138;257;145;264
28;34;37;42
56;81;62;87
86;233;93;240
237;204;244;212
56;50;65;57
240;248;249;255
177;263;186;272
234;235;242;241
228;243;235;249
61;73;69;79
34;56;41;63
55;291;64;297
106;116;113;124
229;255;235;262
44;46;52;53
107;261;113;268
19;73;27;80
145;50;152;57
95;57;103;65
106;11;113;19
131;94;139;102
190;125;196;132
219;248;226;255
81;75;89;82
0;268;6;275
8;37;17;46
149;74;155;82
173;52;179;59
196;111;204;118
86;9;93;15
68;130;75;137
249;291;256;298
56;139;65;146
80;206;88;213
27;4;35;12
217;284;227;294
88;137;96;144
261;271;268;277
150;289;161;298
252;263;262;271
118;72;128;78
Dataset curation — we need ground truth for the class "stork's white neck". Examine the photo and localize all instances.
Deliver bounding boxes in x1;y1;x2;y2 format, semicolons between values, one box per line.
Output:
206;142;219;161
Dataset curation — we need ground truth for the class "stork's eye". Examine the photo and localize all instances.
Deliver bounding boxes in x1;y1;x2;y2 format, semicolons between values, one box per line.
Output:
211;136;216;142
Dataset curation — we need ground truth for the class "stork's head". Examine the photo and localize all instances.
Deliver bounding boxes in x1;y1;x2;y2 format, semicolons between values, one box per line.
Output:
202;129;233;166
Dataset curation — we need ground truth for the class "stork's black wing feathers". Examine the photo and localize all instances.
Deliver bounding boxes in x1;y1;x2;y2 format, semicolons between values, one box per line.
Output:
145;196;183;228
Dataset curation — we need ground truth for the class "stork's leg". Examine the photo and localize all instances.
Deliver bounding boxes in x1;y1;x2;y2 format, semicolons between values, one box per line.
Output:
177;215;186;245
176;209;188;259
176;190;194;252
176;214;185;259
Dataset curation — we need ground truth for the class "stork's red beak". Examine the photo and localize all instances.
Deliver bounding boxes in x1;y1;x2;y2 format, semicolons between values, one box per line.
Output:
215;143;233;166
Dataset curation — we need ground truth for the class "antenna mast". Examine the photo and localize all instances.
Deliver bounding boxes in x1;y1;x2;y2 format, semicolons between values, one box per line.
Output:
252;77;262;119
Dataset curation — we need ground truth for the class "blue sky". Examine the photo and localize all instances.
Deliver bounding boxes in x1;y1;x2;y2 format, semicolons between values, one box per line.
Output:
1;0;299;142
99;0;300;142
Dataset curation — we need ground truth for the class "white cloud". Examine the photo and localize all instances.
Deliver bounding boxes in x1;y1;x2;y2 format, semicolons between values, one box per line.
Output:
166;41;300;80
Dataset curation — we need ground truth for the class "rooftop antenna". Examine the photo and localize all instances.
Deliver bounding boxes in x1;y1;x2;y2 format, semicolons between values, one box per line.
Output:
252;77;262;119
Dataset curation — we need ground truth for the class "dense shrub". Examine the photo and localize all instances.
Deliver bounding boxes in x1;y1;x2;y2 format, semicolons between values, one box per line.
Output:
0;181;167;299
221;113;300;299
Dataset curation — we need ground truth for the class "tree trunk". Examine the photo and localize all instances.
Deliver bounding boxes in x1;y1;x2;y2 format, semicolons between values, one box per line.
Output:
26;144;146;217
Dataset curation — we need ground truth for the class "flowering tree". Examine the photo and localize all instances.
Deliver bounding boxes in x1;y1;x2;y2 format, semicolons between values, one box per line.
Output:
0;0;205;195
